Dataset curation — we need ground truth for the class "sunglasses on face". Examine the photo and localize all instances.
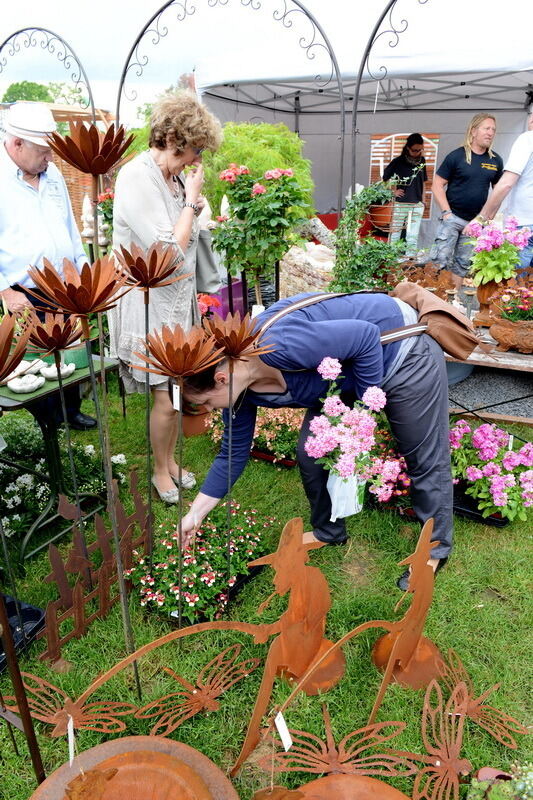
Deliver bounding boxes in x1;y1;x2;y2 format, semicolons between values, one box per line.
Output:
193;146;205;156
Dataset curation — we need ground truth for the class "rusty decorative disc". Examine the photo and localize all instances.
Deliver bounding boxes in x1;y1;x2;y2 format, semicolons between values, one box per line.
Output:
372;631;442;690
297;774;411;799
29;736;238;800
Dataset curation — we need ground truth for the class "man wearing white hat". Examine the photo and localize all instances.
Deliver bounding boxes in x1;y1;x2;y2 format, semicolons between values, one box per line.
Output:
0;101;96;429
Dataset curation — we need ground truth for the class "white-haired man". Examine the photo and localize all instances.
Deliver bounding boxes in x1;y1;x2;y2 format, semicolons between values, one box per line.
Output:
0;101;96;429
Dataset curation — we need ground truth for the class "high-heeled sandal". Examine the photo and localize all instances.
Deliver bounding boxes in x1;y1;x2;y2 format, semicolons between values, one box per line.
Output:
396;557;448;591
170;470;196;489
151;476;180;504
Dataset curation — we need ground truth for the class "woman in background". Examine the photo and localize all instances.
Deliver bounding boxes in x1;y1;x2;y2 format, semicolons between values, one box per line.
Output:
383;133;427;259
110;90;222;503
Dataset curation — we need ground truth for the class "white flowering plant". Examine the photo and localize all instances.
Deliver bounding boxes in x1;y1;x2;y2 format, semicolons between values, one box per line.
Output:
125;500;275;623
0;414;127;539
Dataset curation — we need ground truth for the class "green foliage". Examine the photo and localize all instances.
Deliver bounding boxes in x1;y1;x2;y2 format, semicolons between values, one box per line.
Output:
330;234;406;292
2;80;54;103
202;122;314;215
467;763;533;800
471;240;522;286
211;165;310;302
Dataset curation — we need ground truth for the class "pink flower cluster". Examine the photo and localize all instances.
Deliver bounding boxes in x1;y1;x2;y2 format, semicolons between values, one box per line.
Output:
252;182;267;195
264;168;294;180
304;357;384;479
367;456;409;502
470;217;531;253
317;357;342;380
471;423;509;460
450;418;533;517
219;163;250;182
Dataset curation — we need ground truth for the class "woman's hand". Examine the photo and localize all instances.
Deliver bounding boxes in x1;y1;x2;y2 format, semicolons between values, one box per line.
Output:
176;510;200;551
184;164;204;204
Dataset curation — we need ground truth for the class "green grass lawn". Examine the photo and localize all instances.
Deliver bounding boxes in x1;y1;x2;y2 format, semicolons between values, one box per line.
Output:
1;383;532;800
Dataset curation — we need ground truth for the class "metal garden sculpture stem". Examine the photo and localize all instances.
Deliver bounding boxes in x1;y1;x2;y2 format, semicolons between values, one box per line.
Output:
115;242;191;562
25;257;142;697
134;323;224;628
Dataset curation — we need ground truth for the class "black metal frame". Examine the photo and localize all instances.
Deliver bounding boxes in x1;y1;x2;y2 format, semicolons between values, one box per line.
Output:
0;27;96;123
115;0;346;216
350;0;429;191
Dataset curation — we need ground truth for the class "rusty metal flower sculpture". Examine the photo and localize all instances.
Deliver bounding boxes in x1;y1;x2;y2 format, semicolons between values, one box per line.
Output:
437;649;529;749
27;312;82;355
114;242;190;291
203;311;274;361
47;122;133;176
134;324;224;379
0;313;31;381
26;257;132;339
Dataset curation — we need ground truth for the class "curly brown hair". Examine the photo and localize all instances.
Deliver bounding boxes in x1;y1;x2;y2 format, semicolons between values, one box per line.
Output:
149;89;222;154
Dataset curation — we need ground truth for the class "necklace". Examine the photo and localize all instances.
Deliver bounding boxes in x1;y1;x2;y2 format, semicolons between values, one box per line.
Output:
232;389;248;419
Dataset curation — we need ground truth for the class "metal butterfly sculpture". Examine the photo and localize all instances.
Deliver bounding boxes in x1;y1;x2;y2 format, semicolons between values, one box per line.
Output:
4;673;136;737
134;644;261;736
260;704;417;777
437;649;529;749
390;679;472;800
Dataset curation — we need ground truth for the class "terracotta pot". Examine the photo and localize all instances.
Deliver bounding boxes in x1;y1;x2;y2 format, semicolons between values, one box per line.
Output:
489;317;533;353
368;202;395;230
182;405;210;438
474;279;499;327
29;735;238;800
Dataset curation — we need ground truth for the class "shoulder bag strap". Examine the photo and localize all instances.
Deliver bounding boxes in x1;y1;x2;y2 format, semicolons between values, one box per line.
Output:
257;291;427;344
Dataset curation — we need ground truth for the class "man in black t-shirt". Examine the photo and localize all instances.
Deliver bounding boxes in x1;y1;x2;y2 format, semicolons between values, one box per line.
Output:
430;113;503;288
383;133;428;258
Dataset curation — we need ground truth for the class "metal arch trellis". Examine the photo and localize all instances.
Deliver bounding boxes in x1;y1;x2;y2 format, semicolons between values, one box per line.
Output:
0;27;96;124
115;0;346;216
350;0;429;191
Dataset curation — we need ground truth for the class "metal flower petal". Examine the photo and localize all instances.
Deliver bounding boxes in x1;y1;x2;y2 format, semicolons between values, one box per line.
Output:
47;122;134;175
27;312;82;355
203;311;275;360
133;324;224;379
26;257;133;337
0;314;31;382
114;242;191;290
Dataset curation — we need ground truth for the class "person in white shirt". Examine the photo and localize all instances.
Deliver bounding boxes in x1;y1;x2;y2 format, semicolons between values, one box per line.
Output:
0;101;96;429
474;112;533;270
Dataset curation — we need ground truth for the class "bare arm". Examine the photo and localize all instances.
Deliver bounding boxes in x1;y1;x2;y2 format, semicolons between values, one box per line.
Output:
431;174;451;216
172;165;204;253
478;170;520;221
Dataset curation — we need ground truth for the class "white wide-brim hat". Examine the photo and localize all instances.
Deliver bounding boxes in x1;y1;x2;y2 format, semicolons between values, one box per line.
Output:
4;101;56;146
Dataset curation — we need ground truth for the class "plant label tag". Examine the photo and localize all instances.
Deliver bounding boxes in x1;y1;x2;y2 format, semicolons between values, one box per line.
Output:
274;711;293;751
508;435;514;451
67;714;75;766
172;383;181;411
0;434;5;452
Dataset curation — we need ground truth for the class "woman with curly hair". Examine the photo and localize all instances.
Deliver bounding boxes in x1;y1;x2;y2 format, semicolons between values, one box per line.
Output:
110;90;222;503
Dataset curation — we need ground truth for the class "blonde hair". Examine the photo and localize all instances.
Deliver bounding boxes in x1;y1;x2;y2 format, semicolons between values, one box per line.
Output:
149;89;222;154
462;113;496;164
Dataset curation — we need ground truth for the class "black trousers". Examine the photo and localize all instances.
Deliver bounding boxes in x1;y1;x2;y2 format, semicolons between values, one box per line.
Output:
13;284;82;420
296;334;453;559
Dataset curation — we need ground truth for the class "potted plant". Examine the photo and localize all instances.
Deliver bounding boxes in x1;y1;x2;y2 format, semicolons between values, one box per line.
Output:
211;164;309;308
125;501;275;623
467;217;532;326
330;234;406;292
449;418;533;523
208;407;305;465
466;762;533;799
488;285;533;353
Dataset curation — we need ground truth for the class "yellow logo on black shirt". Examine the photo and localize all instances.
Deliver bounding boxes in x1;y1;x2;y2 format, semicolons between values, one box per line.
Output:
481;162;498;171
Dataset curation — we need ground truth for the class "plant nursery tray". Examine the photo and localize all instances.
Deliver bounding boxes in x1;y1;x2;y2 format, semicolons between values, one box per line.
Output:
369;486;508;528
0;594;46;673
250;447;297;468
